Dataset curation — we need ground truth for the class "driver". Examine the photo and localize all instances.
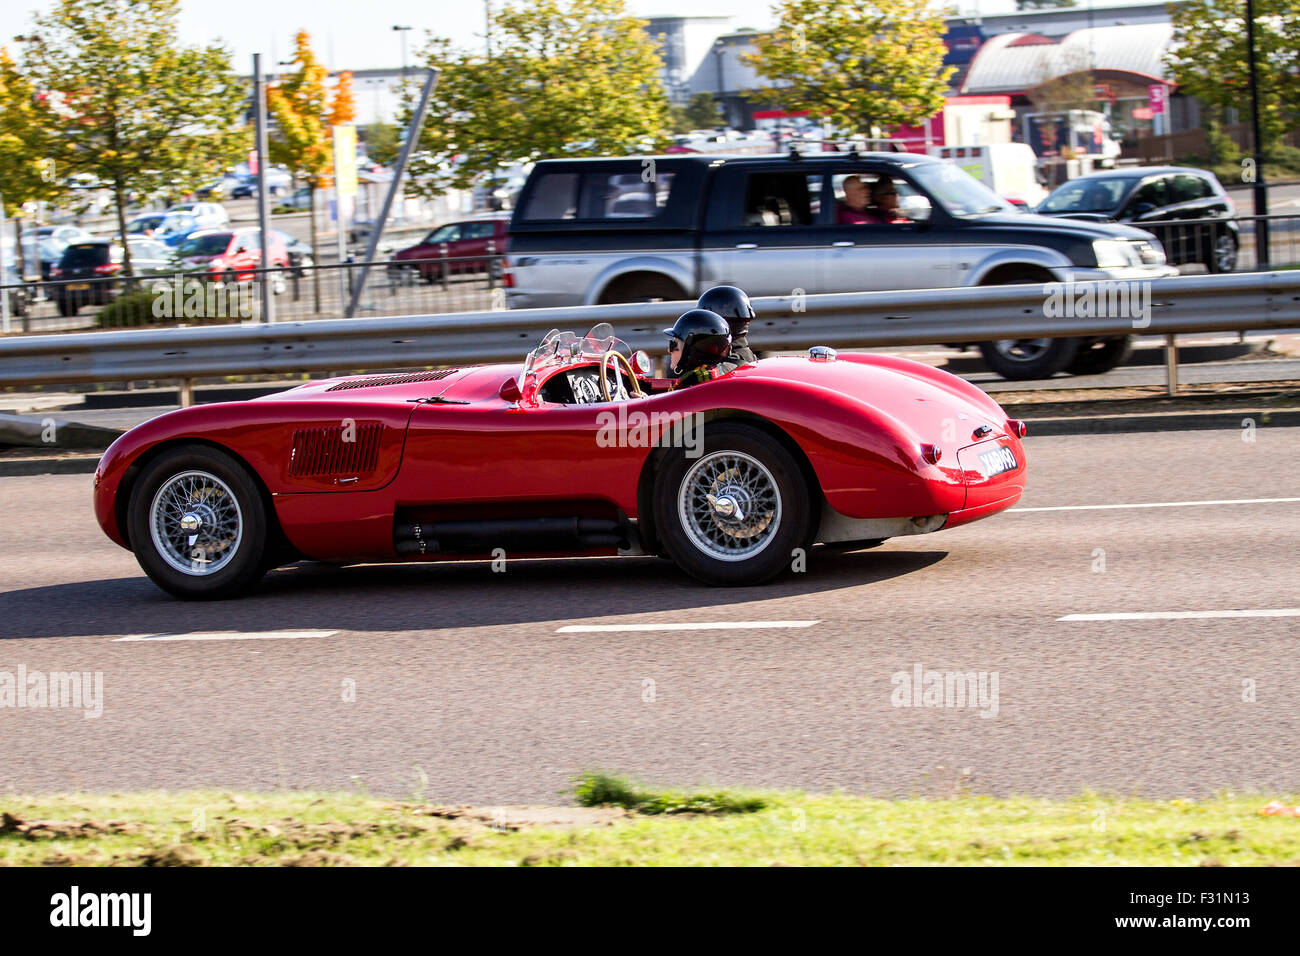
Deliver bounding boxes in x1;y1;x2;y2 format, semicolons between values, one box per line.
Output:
697;285;757;365
664;308;736;390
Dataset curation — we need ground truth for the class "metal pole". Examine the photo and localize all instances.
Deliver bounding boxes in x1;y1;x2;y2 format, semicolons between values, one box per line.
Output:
346;69;438;318
253;54;276;323
0;192;10;335
1164;334;1178;396
1246;0;1269;268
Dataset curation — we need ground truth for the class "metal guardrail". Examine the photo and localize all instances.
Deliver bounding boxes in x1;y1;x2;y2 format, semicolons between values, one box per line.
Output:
1;271;1297;399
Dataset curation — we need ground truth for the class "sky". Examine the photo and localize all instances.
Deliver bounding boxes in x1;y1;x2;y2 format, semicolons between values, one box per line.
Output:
0;0;1161;74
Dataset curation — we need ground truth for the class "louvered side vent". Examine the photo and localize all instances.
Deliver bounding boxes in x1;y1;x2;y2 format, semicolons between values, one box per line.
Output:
325;369;459;391
289;423;383;478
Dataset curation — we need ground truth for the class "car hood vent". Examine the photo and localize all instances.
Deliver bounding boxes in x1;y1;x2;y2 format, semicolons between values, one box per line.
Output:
325;369;460;391
289;423;383;478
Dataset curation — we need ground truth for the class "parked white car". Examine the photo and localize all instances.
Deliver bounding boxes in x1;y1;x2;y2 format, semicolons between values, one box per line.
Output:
165;201;230;230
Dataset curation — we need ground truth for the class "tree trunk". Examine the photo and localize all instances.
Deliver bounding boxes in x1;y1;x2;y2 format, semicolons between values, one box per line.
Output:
113;176;134;283
309;181;320;313
13;214;29;332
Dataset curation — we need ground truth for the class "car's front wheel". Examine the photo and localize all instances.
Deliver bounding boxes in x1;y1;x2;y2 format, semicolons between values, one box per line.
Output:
654;422;814;586
126;445;269;599
1208;231;1238;274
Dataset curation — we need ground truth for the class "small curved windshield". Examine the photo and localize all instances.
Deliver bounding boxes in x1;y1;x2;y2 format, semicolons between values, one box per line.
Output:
1037;178;1130;214
909;162;1015;218
520;324;634;399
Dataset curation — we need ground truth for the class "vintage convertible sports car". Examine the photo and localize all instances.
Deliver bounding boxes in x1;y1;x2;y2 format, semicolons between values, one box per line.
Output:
93;325;1028;598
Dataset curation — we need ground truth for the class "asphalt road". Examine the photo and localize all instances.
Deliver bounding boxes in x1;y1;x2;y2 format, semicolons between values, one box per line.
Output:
1;425;1297;802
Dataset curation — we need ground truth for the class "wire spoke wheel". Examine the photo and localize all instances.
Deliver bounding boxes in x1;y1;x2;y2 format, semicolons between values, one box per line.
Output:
677;450;782;562
148;469;244;576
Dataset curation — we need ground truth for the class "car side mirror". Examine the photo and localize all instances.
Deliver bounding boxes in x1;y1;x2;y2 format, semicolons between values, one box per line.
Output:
499;376;522;402
901;195;931;222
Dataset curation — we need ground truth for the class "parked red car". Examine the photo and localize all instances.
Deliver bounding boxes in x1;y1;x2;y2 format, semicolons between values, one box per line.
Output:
387;216;508;282
94;325;1028;599
174;227;290;284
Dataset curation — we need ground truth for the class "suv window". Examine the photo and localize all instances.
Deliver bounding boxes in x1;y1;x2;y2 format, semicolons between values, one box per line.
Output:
61;243;108;267
520;172;580;220
738;172;822;227
461;221;497;240
832;172;919;224
426;224;463;243
1171;174;1210;203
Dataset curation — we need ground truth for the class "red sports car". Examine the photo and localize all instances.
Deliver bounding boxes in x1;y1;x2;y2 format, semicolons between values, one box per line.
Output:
93;325;1028;599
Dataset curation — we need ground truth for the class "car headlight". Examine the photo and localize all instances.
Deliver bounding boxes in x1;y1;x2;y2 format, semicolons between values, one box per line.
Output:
1092;239;1132;269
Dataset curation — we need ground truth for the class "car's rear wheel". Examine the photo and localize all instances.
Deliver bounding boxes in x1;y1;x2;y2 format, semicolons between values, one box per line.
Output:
654;422;813;586
1208;232;1238;274
126;445;269;599
978;337;1080;380
1066;336;1133;375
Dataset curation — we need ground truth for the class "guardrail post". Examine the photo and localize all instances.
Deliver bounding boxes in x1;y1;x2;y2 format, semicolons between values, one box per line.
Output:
1164;334;1178;397
178;378;195;408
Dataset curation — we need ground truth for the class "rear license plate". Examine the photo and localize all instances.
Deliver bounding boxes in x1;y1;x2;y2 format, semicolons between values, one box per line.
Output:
68;283;90;291
977;445;1018;478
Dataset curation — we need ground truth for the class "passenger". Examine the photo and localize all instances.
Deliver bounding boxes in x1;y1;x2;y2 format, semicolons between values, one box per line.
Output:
836;175;877;224
866;178;907;223
663;308;736;390
697;285;758;365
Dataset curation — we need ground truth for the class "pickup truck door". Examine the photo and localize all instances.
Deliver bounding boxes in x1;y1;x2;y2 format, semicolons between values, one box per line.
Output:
819;169;957;292
699;165;825;297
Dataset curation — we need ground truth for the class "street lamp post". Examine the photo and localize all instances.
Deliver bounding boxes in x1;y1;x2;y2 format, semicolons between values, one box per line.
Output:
1245;0;1269;267
392;25;412;80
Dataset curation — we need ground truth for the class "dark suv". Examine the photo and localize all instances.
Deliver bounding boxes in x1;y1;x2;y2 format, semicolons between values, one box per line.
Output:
506;152;1178;379
1036;166;1238;273
52;238;174;316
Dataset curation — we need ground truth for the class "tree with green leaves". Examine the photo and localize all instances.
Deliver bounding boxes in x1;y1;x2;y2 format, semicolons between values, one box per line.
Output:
742;0;954;138
267;32;354;307
15;0;244;277
407;0;671;196
360;121;401;166
671;92;723;132
1166;0;1300;154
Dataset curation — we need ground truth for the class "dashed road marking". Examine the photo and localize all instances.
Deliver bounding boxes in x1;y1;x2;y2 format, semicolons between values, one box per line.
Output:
557;621;820;633
1013;497;1300;513
1059;610;1300;622
114;630;339;643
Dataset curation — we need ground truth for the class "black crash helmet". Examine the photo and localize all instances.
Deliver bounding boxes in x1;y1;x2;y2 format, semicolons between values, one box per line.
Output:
697;285;755;337
663;308;732;375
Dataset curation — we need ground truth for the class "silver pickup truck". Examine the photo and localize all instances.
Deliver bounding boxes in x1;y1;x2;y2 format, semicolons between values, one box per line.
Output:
504;151;1177;379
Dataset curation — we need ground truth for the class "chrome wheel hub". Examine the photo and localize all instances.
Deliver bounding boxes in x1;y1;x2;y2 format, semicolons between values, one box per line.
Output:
149;470;243;576
678;451;781;561
994;338;1051;362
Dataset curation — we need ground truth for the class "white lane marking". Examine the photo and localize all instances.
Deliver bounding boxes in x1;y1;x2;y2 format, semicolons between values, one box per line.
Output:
114;630;338;643
1059;610;1300;622
557;621;820;633
1012;497;1300;513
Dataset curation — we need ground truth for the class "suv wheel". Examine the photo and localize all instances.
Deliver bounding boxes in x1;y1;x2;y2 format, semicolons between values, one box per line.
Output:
978;338;1080;380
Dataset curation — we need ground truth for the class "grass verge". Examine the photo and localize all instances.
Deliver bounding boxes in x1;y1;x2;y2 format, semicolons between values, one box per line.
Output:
5;776;1300;866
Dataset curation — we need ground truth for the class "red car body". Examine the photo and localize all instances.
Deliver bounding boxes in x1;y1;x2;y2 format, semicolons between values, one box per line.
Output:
388;217;508;281
176;227;290;283
94;346;1026;597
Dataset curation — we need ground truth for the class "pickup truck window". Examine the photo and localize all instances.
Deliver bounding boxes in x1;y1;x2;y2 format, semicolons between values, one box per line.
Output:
739;172;822;227
519;170;676;222
832;172;915;224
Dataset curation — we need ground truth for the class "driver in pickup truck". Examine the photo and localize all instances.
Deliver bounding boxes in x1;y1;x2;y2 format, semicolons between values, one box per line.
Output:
697;285;757;365
664;308;736;390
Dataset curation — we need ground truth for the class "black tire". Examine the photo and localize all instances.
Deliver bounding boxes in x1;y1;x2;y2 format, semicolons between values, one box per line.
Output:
57;298;77;317
600;274;685;304
653;422;814;586
1065;336;1133;375
1207;231;1238;274
977;337;1080;380
126;444;269;599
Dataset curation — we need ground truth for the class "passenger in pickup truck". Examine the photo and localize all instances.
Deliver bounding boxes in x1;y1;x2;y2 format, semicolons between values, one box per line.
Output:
837;175;875;224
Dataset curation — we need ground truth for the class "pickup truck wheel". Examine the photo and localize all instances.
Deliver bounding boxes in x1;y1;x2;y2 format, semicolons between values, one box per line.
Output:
1066;336;1133;375
600;274;685;304
654;423;813;586
978;337;1080;380
126;445;269;600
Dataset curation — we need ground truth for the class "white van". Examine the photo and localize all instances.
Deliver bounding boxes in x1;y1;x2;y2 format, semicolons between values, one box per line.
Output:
928;143;1047;209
